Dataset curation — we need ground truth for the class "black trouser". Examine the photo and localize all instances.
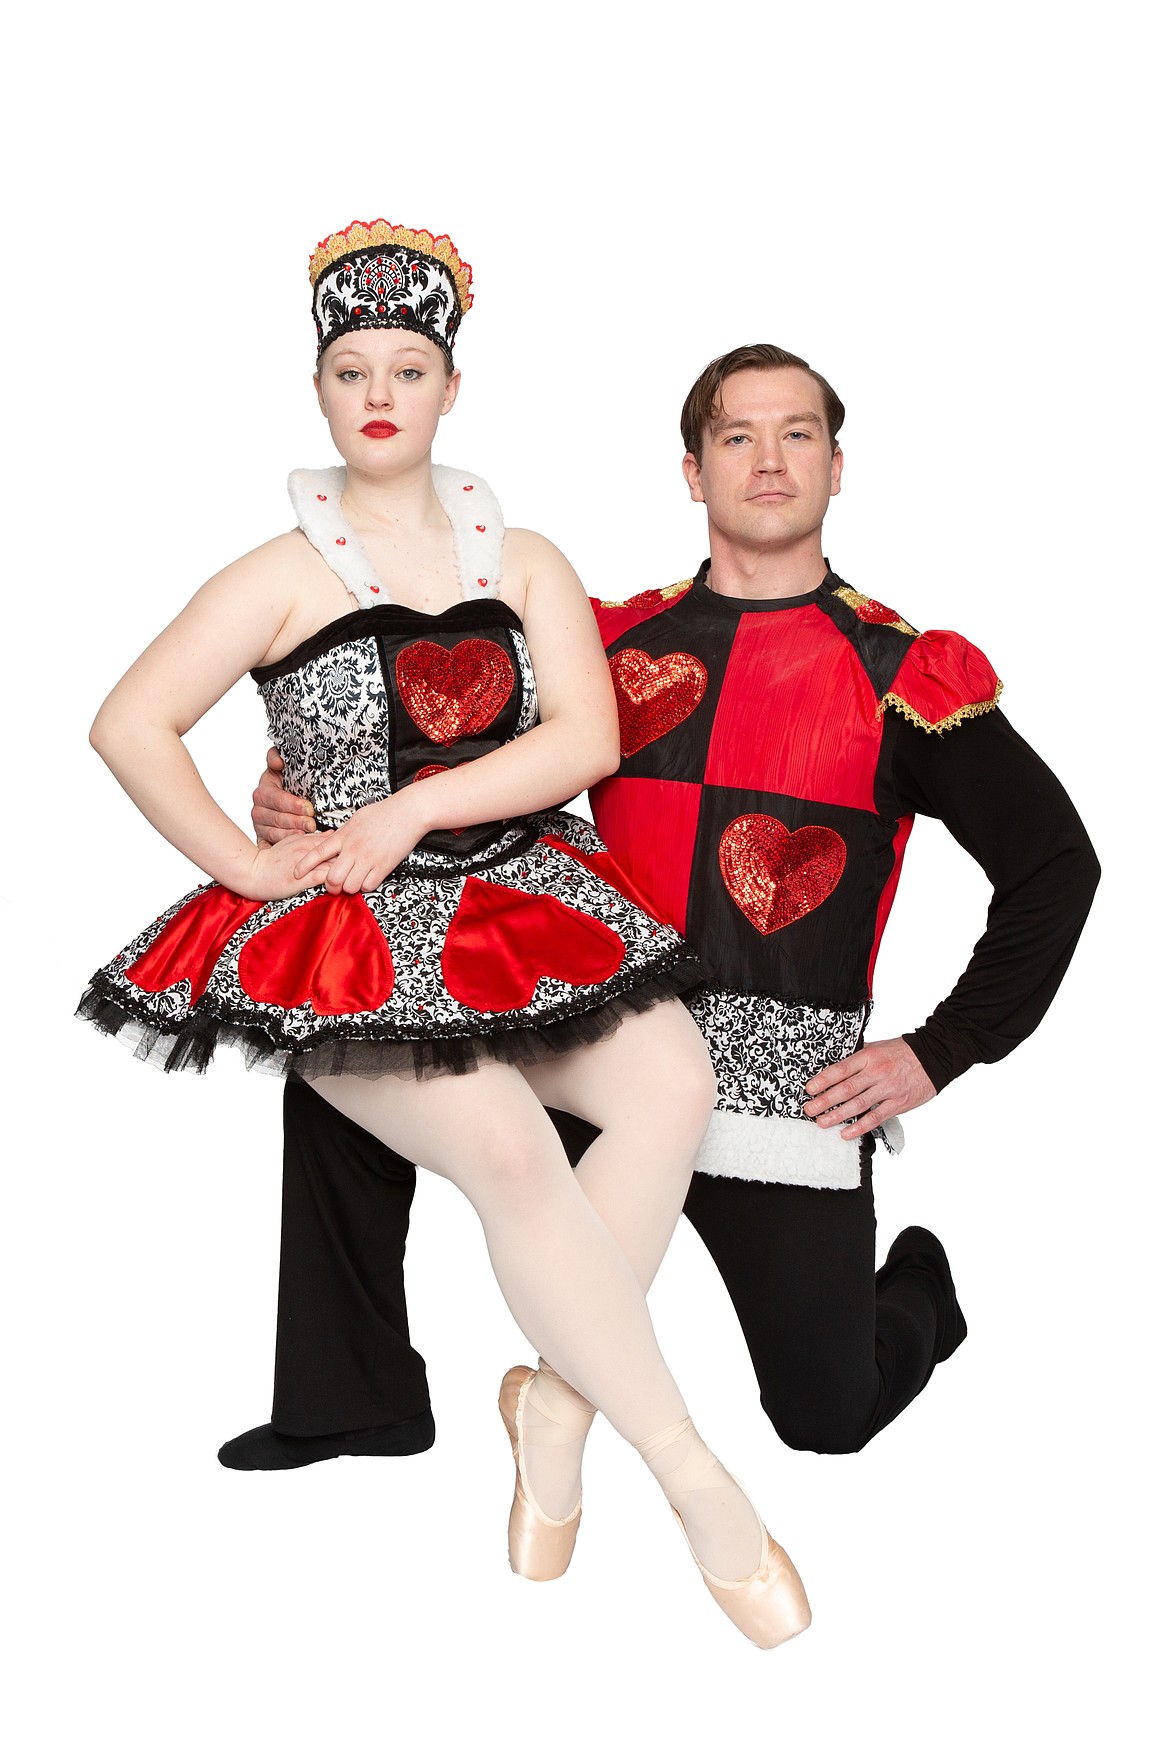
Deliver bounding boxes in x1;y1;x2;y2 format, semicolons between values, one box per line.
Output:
273;1078;955;1453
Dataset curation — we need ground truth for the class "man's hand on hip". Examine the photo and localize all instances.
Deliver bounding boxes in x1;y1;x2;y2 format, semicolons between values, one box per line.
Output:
252;748;317;845
804;1037;936;1142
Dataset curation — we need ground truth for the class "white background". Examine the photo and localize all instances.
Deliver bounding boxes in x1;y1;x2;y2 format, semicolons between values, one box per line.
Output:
4;2;1162;1749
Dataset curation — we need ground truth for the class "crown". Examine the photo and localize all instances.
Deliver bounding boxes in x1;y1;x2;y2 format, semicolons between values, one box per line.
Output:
309;220;473;364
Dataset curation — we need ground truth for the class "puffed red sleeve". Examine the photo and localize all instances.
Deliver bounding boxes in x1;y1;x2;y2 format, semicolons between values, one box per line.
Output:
881;628;1002;733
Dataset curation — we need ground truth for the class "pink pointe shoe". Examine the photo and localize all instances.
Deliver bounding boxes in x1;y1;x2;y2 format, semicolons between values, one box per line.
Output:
498;1366;582;1582
671;1504;812;1649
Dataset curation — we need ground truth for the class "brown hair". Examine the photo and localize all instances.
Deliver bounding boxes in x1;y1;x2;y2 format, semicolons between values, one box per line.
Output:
681;344;844;460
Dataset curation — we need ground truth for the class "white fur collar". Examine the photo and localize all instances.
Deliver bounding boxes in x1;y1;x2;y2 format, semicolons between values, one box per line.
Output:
287;464;505;609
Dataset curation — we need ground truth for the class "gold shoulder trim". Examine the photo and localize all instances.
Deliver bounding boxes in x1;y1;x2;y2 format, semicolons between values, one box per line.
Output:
309;221;473;312
833;584;917;637
598;578;693;609
879;679;1004;733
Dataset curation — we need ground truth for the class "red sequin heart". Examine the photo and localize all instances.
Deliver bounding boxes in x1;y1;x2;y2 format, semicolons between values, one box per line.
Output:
718;815;846;934
441;877;625;1011
238;893;395;1014
126;887;264;1001
396;639;514;745
609;649;708;757
854;596;899;624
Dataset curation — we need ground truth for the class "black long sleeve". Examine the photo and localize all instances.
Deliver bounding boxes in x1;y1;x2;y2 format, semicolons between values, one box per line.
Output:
873;708;1100;1091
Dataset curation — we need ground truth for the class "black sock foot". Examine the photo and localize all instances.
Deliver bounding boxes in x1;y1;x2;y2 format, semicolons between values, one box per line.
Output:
217;1409;436;1471
877;1225;968;1362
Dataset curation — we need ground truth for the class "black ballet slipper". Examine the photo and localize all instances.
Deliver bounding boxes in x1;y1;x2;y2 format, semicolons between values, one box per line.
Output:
217;1409;436;1471
876;1226;968;1362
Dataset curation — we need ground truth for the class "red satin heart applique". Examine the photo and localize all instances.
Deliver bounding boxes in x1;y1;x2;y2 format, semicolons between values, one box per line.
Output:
441;877;625;1012
126;887;265;1001
396;638;515;745
718;814;846;934
238;893;395;1015
539;834;667;923
609;648;707;757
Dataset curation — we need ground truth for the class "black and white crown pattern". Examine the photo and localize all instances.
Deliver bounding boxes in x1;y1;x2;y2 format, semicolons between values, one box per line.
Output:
313;246;464;361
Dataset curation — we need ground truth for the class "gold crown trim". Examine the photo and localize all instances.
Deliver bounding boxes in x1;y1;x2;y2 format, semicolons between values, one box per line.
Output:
878;678;1004;733
833;584;918;638
599;578;694;609
309;220;473;313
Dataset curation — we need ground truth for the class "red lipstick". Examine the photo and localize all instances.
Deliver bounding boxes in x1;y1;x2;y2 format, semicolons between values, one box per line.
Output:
361;421;399;438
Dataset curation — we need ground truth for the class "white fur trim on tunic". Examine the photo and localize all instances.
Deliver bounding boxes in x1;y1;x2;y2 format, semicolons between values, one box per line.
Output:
287;464;505;608
695;1110;860;1189
695;1110;906;1190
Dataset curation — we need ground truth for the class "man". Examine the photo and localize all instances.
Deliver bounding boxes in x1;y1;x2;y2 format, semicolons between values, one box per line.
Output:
221;343;1098;1471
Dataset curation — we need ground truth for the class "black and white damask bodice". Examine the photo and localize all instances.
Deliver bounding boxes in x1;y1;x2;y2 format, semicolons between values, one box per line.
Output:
254;465;538;857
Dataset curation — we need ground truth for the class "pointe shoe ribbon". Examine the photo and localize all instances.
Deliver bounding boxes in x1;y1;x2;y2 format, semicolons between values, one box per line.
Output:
635;1421;812;1650
498;1367;582;1582
669;1507;812;1651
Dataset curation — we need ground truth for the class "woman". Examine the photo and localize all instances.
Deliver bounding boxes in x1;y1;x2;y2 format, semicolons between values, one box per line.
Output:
78;218;810;1648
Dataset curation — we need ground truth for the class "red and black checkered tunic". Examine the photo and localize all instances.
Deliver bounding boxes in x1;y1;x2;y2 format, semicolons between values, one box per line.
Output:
588;563;1097;1188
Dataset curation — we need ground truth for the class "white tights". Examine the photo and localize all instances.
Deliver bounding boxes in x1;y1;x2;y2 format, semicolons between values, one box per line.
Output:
312;1000;763;1580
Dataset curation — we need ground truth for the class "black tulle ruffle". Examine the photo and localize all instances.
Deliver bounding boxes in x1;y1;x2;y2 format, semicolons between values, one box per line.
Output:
76;954;706;1081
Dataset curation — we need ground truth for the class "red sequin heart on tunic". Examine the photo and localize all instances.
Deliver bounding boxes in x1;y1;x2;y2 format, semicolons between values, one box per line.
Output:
441;876;626;1012
853;595;900;625
718;814;847;934
126;887;264;1002
396;638;515;746
238;892;395;1014
608;648;708;756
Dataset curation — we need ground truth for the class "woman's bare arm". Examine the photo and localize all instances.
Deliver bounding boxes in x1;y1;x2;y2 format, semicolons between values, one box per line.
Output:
91;534;335;899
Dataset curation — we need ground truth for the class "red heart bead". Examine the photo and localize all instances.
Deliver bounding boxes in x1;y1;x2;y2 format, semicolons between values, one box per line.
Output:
475;524;486;532
335;537;346;546
462;484;474;491
316;493;328;501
